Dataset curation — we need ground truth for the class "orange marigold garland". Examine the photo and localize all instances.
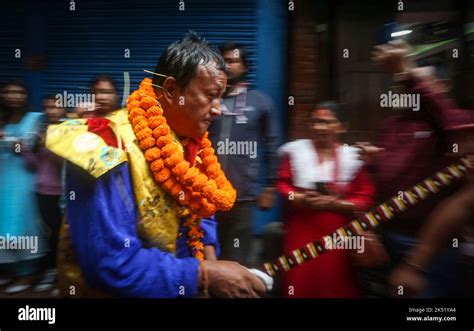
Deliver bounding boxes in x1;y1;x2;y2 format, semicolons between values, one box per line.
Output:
127;78;237;260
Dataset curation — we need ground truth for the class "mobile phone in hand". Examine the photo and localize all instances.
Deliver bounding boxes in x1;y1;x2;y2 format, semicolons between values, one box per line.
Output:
314;182;329;195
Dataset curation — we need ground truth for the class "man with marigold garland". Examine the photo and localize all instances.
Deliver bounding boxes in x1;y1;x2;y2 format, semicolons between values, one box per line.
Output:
46;32;268;298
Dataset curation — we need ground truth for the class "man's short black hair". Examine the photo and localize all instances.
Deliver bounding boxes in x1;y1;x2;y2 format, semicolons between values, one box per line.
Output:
219;42;249;68
43;94;57;102
153;31;226;89
90;74;118;92
315;101;346;122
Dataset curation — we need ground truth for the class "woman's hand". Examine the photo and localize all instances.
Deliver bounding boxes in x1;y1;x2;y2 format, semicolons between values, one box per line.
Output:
305;192;337;211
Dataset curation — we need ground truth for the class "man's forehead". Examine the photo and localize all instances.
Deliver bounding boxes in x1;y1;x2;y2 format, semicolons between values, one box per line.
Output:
196;64;227;88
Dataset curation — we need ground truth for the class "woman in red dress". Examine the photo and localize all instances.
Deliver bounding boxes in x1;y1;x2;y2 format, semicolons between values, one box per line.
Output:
277;102;376;298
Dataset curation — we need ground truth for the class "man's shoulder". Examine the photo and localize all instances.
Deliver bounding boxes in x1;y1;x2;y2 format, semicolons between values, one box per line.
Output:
46;115;128;179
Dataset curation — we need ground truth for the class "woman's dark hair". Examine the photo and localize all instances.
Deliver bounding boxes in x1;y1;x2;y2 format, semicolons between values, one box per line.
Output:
89;74;118;92
1;79;27;92
152;31;226;89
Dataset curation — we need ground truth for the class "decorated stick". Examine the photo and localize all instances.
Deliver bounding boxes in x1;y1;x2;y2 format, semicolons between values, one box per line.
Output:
262;158;470;277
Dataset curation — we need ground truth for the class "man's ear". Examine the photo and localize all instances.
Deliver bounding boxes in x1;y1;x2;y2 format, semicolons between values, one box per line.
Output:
162;76;177;103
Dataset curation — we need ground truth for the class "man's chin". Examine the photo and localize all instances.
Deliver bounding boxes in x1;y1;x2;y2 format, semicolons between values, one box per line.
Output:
195;125;210;138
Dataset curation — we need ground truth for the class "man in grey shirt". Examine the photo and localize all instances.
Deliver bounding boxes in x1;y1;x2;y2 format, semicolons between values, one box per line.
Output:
208;42;279;266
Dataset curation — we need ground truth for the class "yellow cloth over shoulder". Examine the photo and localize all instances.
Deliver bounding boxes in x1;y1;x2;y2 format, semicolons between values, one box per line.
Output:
46;109;184;253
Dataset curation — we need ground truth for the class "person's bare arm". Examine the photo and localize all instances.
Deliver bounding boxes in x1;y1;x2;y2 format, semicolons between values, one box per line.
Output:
407;181;474;268
390;180;474;296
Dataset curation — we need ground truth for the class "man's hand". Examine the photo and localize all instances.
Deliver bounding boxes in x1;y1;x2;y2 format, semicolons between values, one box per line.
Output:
354;142;384;166
371;40;414;75
389;263;427;298
257;187;275;209
200;260;267;298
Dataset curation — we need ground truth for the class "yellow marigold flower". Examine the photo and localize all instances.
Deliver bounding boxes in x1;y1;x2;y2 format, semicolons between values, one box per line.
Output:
135;128;153;141
127;100;141;111
201;147;214;158
148;116;166;129
161;143;179;158
191;173;208;191
201;138;212;148
139;136;155;150
156;134;173;147
165;153;182;168
183;167;200;186
140;96;158;110
172;161;190;179
163;177;178;192
206;163;221;178
144;147;161;162
150;159;164;172
203;155;218;165
154;168;171;183
152;125;170;139
131;115;147;126
147;105;163;117
134;120;149;133
129;107;146;119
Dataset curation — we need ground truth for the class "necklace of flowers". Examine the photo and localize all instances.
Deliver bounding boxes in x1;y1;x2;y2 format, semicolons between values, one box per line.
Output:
127;78;236;260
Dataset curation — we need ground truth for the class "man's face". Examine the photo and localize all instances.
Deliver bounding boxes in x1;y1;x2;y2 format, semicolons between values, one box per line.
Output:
92;80;117;115
162;63;227;139
222;50;247;84
2;84;27;110
43;99;64;124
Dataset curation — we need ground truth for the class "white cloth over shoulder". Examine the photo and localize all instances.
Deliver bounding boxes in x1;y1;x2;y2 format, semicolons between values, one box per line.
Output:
278;139;363;189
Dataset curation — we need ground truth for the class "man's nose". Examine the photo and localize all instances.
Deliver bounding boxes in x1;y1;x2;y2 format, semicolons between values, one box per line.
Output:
211;99;222;116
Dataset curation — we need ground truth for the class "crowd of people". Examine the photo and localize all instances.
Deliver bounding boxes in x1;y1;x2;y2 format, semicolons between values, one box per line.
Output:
0;34;472;298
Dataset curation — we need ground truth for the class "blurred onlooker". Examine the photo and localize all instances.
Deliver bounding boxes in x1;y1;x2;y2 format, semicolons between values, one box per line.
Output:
22;95;66;292
208;42;279;266
389;123;474;297
74;75;119;119
277;102;376;298
74;101;95;119
0;80;46;294
358;41;472;297
90;75;119;117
